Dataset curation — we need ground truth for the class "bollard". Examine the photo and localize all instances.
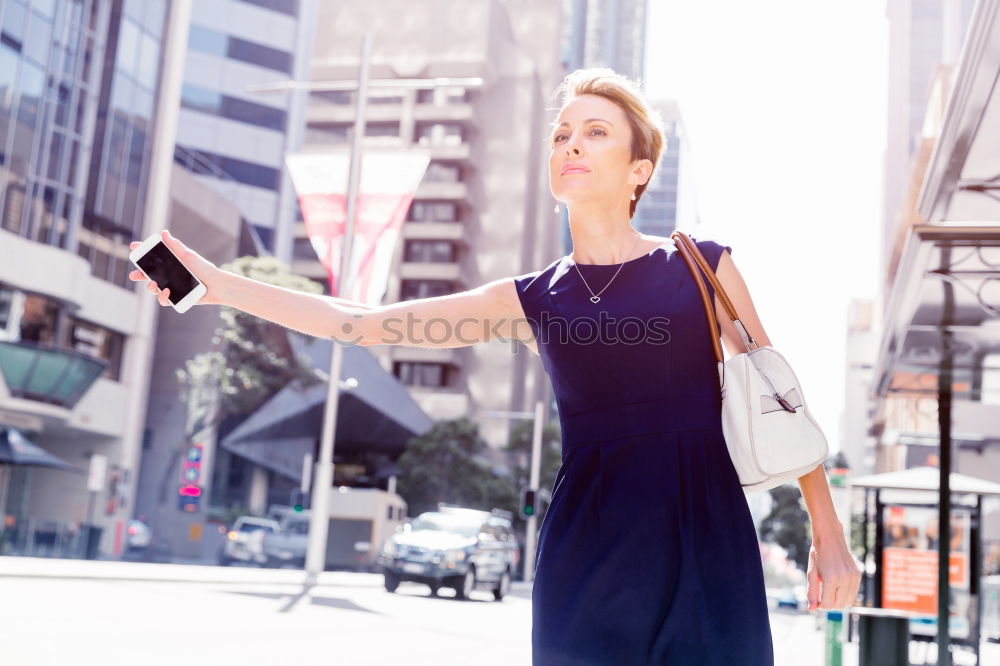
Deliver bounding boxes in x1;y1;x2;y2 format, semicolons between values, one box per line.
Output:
825;610;843;666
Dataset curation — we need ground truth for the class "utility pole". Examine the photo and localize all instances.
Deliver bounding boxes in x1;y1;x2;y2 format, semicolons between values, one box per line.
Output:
479;399;547;582
247;40;486;584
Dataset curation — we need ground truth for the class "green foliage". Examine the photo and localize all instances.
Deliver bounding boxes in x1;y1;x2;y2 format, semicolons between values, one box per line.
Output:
174;256;326;433
503;417;563;526
395;417;508;516
161;255;326;507
826;450;850;470
759;484;812;571
393;412;563;524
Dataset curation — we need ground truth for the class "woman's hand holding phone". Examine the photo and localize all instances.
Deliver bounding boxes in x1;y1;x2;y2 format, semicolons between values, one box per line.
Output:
128;229;225;307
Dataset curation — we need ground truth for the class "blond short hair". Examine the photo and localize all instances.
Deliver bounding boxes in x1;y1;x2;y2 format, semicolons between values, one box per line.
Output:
548;67;667;219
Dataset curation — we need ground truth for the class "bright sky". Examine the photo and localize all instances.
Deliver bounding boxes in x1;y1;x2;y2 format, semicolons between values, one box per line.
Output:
645;0;889;454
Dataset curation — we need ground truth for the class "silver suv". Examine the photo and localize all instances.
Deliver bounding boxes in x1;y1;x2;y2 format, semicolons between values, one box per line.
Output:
217;516;280;566
376;505;520;601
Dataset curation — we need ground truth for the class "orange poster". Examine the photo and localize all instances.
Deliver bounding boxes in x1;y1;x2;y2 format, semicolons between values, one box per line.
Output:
881;506;971;617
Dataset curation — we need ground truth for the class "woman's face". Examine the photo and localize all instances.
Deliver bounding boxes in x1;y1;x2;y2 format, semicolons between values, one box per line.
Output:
547;93;650;209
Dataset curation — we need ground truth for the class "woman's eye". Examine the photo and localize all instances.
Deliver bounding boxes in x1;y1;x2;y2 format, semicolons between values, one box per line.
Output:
552;128;605;144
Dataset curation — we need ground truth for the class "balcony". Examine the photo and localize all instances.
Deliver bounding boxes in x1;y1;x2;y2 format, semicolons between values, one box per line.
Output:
413;101;476;126
401;221;465;241
306;103;404;125
414;181;467;200
0;340;107;410
399;261;461;282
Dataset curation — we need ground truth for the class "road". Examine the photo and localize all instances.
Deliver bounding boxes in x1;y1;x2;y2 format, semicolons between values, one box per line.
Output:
3;557;993;665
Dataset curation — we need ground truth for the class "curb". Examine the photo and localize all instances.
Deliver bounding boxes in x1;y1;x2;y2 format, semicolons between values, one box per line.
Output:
0;556;383;587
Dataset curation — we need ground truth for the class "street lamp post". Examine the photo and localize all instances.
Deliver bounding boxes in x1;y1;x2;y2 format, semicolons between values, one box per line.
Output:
245;36;487;583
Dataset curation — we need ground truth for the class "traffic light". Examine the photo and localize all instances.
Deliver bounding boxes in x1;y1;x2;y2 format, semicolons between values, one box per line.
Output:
520;486;537;519
290;488;305;513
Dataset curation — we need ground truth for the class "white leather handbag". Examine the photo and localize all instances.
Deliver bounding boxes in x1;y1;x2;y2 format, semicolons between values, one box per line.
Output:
670;231;829;494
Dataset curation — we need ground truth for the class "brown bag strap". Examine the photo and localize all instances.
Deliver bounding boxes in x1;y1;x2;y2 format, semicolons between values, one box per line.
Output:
669;230;759;362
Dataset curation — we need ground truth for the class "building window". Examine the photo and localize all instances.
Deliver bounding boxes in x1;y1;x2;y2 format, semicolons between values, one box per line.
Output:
424;161;461;183
416;88;470;104
304;123;349;143
292;236;316;260
0;285;16;334
404;239;455;263
187;24;227;57
310;90;353;105
65;316;125;381
17;292;58;344
400;279;454;300
394;361;449;387
176;146;280;190
187;24;292;75
181;83;287;132
236;0;299;17
407;200;457;222
368;92;403;105
415;122;463;146
365;121;399;138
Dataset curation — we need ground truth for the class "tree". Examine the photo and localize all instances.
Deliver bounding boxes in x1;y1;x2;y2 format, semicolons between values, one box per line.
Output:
395;417;511;516
826;450;850;470
759;484;812;571
157;255;326;520
502;416;563;526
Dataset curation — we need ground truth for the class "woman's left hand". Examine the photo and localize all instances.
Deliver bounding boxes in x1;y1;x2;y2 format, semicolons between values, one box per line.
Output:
805;536;863;611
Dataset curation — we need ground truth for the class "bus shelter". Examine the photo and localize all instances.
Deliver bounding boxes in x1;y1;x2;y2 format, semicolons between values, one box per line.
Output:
848;467;1000;665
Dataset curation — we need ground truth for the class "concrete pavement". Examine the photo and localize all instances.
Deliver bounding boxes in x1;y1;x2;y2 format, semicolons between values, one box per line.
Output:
2;556;996;665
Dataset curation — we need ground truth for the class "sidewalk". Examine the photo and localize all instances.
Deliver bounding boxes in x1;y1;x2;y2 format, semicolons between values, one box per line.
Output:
0;554;537;596
774;607;1000;666
0;554;381;587
2;556;994;664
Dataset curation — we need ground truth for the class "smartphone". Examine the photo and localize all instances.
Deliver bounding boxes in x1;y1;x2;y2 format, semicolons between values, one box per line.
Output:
128;232;207;313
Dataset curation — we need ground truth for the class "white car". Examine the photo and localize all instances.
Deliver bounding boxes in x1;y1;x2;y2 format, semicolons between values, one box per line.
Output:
123;519;152;558
217;516;280;566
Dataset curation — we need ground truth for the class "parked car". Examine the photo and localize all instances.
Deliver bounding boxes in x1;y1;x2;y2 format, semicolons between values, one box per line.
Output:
217;516;280;566
123;518;152;559
776;586;806;611
376;505;520;601
262;511;310;568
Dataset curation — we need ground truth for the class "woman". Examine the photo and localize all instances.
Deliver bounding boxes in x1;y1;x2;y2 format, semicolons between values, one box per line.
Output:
131;67;861;664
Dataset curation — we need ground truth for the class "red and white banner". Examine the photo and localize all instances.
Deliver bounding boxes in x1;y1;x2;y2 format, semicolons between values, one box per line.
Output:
285;149;431;305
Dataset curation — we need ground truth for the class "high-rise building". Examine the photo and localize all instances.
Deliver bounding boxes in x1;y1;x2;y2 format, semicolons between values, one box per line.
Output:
560;0;648;81
0;0;173;555
174;0;316;258
632;100;698;238
881;0;977;286
299;0;565;449
557;0;696;255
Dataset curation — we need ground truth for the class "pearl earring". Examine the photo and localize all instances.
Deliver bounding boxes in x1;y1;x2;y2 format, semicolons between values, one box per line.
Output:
630;192;636;201
554;203;560;214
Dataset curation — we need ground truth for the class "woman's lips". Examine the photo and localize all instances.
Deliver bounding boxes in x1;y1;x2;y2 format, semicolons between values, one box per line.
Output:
562;168;589;175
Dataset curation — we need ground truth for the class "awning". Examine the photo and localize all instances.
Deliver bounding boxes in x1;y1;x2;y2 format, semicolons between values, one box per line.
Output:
850;465;1000;495
872;0;1000;404
0;426;85;474
871;224;1000;402
218;336;433;482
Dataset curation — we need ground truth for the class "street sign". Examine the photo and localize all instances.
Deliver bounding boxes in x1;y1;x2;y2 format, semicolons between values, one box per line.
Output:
179;442;204;488
87;454;107;493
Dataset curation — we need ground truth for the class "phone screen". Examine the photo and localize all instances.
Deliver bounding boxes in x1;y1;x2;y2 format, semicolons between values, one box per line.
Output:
135;241;199;303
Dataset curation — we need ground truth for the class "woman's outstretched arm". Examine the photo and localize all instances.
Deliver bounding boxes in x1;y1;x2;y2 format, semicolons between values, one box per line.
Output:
219;270;538;353
128;231;538;354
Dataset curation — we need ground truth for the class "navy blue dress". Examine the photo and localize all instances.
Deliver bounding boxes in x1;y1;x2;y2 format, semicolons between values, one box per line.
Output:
513;237;774;665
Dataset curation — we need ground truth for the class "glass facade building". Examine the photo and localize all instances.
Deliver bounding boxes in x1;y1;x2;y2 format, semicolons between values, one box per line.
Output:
0;0;166;291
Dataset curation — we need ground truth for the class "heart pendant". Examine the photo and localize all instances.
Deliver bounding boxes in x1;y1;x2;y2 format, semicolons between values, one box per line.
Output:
590;295;600;303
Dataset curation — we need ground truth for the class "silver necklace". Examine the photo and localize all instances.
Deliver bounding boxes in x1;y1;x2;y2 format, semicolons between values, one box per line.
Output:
570;234;643;303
